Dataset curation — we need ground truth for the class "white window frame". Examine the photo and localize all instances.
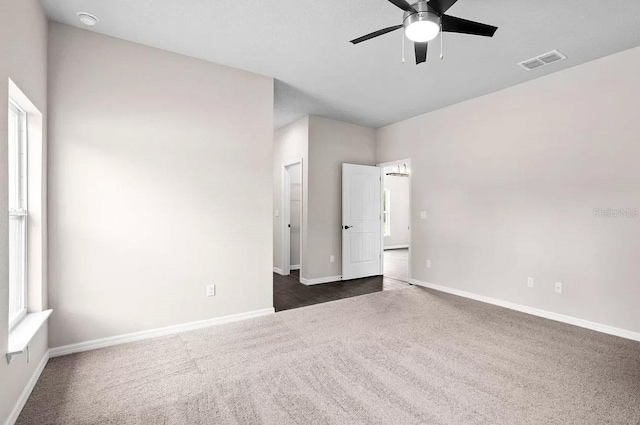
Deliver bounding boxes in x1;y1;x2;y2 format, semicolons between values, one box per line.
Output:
8;99;28;330
383;189;391;236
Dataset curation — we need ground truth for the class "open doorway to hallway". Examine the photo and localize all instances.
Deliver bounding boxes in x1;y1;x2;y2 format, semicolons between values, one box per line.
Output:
381;161;411;284
273;148;415;313
282;160;302;278
273;160;411;313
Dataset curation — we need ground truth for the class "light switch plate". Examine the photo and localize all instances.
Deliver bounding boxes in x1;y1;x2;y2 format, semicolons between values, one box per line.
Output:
206;284;216;297
274;210;280;217
420;211;427;220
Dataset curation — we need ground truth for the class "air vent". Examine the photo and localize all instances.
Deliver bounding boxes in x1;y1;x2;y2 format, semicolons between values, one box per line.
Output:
520;58;545;71
518;50;566;71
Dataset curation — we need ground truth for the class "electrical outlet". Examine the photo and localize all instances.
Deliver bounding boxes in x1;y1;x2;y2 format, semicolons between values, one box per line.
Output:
420;211;427;220
426;260;432;269
330;255;335;263
527;277;534;288
206;284;216;297
555;282;562;293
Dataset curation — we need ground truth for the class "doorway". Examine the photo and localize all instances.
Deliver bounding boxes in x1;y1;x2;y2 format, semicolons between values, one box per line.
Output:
282;160;302;278
379;160;411;283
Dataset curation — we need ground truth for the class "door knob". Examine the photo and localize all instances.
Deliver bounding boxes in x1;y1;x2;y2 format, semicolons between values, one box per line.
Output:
344;225;353;230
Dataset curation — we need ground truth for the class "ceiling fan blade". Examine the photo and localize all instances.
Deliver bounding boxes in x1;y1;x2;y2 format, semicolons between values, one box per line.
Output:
441;15;498;37
350;25;403;44
428;0;459;14
388;0;417;13
415;42;428;65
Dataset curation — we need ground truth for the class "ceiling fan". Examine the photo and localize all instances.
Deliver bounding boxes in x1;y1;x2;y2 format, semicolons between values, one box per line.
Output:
350;0;498;65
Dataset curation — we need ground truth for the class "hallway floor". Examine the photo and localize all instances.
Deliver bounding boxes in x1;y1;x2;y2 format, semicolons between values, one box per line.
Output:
273;270;409;312
384;248;409;283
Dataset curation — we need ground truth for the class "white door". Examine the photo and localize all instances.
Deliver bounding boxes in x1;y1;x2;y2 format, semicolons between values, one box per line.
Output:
282;160;303;276
342;164;382;280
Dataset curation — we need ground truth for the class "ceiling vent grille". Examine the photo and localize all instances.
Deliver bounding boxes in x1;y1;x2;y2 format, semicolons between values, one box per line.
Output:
518;50;566;71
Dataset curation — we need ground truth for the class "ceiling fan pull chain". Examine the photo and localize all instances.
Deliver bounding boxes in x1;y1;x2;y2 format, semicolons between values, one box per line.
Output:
440;22;444;60
401;31;405;63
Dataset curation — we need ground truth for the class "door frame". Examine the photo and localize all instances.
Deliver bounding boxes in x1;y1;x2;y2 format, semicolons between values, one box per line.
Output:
282;158;303;277
377;158;412;282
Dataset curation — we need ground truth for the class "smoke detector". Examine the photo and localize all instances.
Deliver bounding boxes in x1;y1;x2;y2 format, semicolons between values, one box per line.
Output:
518;50;566;71
77;12;99;26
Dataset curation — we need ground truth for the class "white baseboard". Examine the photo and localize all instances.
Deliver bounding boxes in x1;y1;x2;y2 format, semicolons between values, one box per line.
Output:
50;308;275;358
384;245;409;250
411;279;640;343
274;266;300;274
300;275;342;286
5;349;50;425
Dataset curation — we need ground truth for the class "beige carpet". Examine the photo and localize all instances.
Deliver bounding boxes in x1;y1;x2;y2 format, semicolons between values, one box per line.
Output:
18;286;640;424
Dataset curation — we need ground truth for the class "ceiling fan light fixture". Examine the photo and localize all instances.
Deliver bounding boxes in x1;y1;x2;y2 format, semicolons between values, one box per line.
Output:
403;8;440;42
405;20;440;42
349;0;497;65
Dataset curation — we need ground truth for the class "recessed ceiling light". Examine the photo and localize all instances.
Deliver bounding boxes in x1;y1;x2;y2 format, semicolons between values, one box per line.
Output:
77;12;99;26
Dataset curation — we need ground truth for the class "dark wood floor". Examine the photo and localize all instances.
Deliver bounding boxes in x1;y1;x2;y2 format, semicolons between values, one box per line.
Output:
274;270;410;312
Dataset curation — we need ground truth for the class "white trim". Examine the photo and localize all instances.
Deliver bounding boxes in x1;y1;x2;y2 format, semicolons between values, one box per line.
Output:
273;267;284;275
50;308;275;358
282;158;303;168
300;275;342;286
290;264;301;270
377;159;412;168
282;164;291;276
8;309;27;333
282;159;303;277
4;349;50;425
384;245;409;250
7;310;52;363
8;99;29;331
410;279;640;343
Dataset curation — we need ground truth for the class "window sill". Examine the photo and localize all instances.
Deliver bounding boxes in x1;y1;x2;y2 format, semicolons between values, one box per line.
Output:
7;310;52;364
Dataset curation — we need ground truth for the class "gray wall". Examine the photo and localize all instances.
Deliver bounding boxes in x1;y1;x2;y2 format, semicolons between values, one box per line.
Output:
273;117;309;276
48;23;274;348
377;45;640;334
0;0;49;422
383;171;410;249
307;116;376;280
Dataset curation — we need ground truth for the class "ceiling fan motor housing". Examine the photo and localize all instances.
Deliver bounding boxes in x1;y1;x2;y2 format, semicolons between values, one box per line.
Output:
403;1;440;30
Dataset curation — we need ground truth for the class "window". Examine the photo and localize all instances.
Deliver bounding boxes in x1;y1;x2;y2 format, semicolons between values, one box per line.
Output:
8;100;28;329
383;189;390;236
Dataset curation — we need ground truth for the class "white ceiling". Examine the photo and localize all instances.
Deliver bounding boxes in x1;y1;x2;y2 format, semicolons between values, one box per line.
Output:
41;0;640;129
